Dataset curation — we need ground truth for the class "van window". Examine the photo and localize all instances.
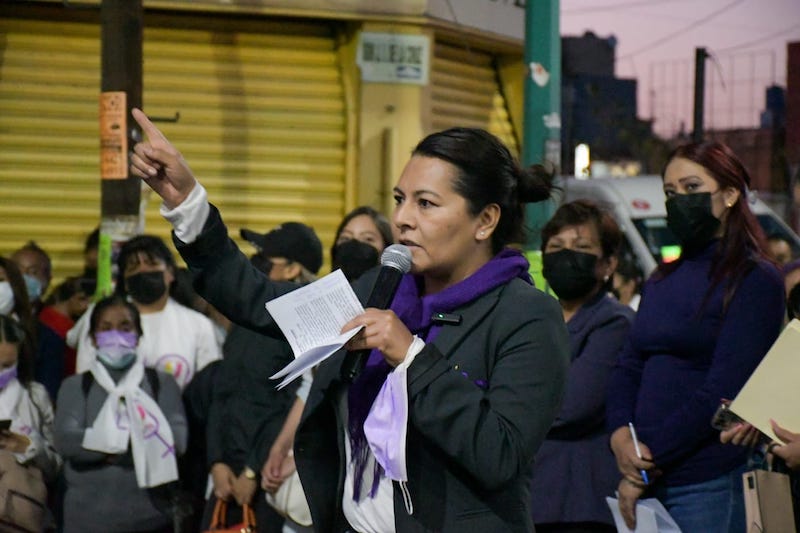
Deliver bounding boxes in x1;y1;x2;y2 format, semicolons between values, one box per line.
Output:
632;218;679;264
633;215;800;265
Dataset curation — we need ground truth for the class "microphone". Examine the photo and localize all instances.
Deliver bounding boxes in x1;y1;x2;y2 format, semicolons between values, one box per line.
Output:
341;244;413;381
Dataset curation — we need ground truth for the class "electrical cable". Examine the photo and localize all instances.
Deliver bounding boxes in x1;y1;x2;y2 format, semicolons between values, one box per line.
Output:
715;22;800;53
618;0;747;59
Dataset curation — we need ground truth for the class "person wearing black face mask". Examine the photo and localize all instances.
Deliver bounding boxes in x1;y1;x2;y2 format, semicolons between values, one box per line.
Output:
329;205;393;283
69;235;222;390
531;200;635;532
331;240;380;282
608;142;785;533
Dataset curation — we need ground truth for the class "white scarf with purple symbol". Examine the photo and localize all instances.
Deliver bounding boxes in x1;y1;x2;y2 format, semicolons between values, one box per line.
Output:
82;360;178;488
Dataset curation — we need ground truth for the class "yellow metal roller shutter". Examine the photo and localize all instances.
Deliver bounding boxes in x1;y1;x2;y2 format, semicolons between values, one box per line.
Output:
141;16;346;263
0;14;345;285
0;17;102;278
430;41;519;157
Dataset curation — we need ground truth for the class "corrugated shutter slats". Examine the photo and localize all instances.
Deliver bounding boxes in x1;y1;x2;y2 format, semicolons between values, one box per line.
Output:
430;41;519;156
0;15;346;282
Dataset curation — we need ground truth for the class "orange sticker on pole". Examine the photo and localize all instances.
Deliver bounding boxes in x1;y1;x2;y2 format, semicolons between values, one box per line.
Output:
99;91;128;180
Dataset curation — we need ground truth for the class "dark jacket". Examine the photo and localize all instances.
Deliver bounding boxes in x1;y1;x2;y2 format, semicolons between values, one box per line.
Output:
177;205;570;533
530;292;634;525
206;324;299;474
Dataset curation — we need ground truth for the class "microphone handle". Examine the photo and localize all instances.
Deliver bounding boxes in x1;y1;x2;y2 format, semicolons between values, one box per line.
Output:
341;348;372;383
341;266;405;381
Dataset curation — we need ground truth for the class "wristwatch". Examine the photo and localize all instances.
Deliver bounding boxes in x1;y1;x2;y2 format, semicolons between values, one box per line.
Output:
243;467;257;480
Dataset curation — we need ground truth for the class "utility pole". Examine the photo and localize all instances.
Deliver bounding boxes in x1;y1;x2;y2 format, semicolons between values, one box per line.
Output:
523;0;560;252
692;47;707;142
97;0;143;296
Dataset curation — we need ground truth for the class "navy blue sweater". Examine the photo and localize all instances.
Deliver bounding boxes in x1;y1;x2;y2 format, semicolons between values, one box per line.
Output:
606;241;784;487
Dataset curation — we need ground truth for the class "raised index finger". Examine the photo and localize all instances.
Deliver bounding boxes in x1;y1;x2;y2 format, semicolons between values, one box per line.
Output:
131;108;168;143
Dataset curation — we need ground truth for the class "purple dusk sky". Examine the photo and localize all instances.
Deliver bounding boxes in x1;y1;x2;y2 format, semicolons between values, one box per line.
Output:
561;0;800;137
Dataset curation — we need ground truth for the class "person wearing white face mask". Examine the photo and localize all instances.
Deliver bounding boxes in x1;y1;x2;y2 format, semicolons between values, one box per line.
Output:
0;313;62;532
0;257;32;320
0;277;15;318
54;295;188;533
11;241;52;314
0;257;37;369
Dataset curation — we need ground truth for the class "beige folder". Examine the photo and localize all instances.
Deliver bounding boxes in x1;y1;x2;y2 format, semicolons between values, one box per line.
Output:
729;319;800;442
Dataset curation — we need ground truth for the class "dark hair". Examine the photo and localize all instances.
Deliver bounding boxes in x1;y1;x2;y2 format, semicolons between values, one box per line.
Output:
85;227;100;253
659;141;770;309
788;283;800;321
89;294;143;338
412;128;554;253
331;206;393;259
616;256;644;286
0;315;34;386
44;276;91;307
0;258;37;379
115;235;177;296
13;241;52;281
540;199;622;259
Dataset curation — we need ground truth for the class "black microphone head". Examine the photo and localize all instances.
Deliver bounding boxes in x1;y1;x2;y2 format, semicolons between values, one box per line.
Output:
381;244;412;273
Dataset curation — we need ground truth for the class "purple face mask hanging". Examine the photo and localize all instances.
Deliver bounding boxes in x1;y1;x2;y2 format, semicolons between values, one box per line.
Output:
363;345;416;515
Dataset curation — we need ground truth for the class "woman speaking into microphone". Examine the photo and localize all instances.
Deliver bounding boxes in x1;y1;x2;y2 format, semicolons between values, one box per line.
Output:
130;108;569;533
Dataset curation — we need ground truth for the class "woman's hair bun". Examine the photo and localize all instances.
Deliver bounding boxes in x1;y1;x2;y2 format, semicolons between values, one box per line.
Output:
517;163;556;204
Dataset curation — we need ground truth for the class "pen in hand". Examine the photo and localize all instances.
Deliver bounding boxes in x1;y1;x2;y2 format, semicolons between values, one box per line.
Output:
628;422;650;485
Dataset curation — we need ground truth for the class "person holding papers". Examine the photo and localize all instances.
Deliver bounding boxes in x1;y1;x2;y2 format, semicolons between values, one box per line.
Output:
129;107;570;533
606;141;785;532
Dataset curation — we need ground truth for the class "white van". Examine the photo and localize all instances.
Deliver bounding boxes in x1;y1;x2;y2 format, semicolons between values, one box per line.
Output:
559;176;800;276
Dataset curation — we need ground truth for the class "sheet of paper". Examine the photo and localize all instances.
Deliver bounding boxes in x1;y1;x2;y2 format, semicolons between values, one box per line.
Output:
606;497;682;533
266;269;365;389
729;319;800;442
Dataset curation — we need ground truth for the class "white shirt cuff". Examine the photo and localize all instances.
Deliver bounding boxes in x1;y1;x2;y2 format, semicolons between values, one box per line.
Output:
398;336;425;370
160;183;210;244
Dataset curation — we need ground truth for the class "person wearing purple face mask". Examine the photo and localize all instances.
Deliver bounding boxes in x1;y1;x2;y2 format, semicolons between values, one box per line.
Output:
130;109;570;533
54;295;188;533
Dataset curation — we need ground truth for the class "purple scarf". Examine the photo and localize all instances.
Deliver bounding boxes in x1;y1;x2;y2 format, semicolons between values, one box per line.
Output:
347;248;531;499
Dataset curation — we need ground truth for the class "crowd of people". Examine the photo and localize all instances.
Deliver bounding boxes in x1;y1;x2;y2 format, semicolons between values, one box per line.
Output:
0;111;799;533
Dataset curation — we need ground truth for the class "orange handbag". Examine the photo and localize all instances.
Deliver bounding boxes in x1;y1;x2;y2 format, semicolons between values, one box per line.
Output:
203;499;256;533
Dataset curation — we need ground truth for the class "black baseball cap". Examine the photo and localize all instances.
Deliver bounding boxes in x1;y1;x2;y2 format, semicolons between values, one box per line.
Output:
240;222;323;274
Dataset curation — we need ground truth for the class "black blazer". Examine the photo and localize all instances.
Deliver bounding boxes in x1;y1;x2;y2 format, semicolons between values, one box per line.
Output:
177;205;570;532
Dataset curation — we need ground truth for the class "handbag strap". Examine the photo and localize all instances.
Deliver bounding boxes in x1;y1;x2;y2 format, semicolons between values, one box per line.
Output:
209;498;227;529
242;503;256;529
